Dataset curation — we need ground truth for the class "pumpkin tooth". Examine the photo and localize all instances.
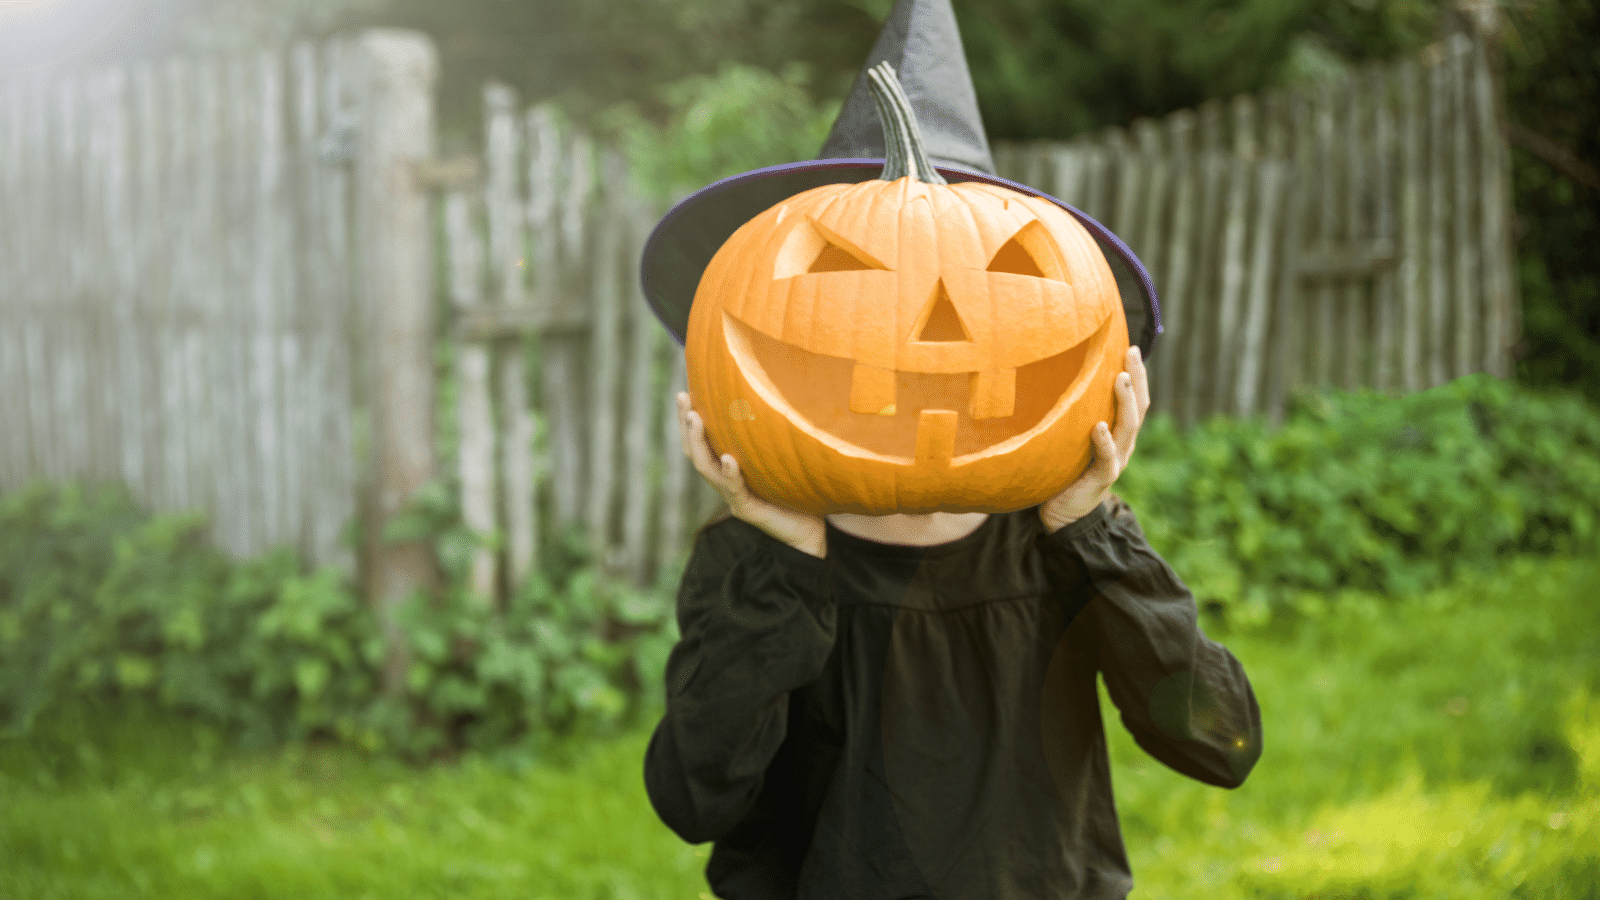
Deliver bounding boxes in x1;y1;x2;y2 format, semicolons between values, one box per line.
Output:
914;410;957;468
849;363;897;414
970;367;1016;419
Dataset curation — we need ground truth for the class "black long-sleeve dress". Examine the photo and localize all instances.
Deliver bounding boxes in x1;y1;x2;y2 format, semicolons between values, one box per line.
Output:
643;494;1263;899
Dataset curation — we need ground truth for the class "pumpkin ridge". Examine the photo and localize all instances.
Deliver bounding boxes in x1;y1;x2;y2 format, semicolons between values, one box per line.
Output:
893;185;936;372
934;182;1001;269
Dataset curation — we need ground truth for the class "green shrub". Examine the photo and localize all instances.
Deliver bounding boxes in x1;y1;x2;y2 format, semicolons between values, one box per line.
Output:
389;531;679;763
1117;373;1600;631
0;479;680;762
365;472;681;762
0;482;378;748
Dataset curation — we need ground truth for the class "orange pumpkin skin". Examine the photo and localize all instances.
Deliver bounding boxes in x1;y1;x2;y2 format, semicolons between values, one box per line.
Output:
686;175;1130;517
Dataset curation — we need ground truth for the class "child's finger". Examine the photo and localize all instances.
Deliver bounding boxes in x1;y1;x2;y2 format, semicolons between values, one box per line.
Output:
686;412;728;488
681;407;709;475
675;394;693;459
677;394;705;464
1093;421;1118;483
1128;347;1150;418
718;453;755;508
1112;372;1138;456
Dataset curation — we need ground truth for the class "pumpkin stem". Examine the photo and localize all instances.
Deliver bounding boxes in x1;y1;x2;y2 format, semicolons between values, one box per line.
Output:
867;61;947;185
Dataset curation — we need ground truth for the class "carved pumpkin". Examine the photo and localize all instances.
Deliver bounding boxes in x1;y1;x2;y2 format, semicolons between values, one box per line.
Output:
685;64;1129;516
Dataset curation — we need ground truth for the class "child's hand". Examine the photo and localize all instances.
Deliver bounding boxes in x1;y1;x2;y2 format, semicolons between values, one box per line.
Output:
677;393;829;558
1039;347;1150;532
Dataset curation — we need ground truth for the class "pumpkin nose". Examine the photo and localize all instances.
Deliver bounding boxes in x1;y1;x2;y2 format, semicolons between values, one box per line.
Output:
913;280;969;343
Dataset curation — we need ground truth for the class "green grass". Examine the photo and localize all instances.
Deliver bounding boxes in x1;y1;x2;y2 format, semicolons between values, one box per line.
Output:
1117;553;1600;900
0;704;704;900
2;553;1597;900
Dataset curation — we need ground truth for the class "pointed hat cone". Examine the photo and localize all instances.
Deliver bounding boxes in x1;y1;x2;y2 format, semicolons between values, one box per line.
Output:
639;0;1161;358
817;0;994;175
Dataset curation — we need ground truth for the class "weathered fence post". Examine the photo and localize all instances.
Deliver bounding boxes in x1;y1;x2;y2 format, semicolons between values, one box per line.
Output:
1471;36;1516;379
484;83;537;594
445;189;497;604
585;148;628;576
353;30;439;695
622;192;664;588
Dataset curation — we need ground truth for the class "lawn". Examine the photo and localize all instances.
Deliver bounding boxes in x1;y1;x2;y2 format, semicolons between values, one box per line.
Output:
3;552;1597;900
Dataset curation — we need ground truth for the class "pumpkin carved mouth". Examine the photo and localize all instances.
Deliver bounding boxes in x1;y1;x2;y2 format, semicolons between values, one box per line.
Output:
723;310;1110;466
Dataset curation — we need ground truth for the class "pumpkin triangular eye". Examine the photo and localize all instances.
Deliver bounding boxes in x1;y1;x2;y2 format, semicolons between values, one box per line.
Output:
986;219;1068;281
810;242;876;273
987;238;1047;277
772;218;886;279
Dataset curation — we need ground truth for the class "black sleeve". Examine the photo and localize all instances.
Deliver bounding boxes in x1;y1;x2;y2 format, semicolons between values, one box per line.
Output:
1036;495;1264;788
642;518;836;845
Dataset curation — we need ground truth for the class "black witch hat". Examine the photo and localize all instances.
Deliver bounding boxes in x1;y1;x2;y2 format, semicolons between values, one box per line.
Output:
639;0;1162;359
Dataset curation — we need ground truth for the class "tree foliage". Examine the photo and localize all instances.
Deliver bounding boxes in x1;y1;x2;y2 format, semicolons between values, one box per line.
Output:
962;0;1477;138
1499;0;1600;404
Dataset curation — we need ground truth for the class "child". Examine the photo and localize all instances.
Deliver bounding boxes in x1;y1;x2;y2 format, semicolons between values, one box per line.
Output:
643;345;1263;899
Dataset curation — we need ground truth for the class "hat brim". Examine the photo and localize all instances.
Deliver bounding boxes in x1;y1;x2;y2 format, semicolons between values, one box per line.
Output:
640;158;1162;360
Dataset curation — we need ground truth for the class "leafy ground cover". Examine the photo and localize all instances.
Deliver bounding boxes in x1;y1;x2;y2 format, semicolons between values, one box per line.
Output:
3;551;1595;900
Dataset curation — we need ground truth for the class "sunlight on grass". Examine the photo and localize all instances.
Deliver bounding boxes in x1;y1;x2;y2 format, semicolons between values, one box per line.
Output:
1111;554;1600;899
2;553;1596;899
1;717;706;899
1240;762;1597;898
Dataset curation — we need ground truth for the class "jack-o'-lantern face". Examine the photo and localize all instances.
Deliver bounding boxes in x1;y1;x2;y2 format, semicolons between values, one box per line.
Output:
685;176;1130;517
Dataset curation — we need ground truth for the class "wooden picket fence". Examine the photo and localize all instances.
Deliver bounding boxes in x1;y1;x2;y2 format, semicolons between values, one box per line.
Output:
991;32;1516;429
437;84;714;599
0;31;441;690
0;41;368;569
1;27;1518;608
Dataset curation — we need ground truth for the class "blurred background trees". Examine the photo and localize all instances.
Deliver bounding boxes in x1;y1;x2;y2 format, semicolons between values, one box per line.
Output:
1496;0;1600;402
0;0;1474;150
2;0;1594;401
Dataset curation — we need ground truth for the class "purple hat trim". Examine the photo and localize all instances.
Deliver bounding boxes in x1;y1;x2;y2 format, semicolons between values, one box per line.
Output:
640;158;1162;361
